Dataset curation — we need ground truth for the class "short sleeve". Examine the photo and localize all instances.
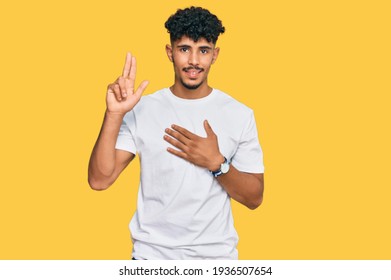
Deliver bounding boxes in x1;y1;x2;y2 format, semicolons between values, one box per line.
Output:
231;111;264;173
115;111;137;154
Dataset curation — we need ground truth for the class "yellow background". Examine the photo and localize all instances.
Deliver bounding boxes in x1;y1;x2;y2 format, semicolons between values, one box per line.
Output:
1;0;390;259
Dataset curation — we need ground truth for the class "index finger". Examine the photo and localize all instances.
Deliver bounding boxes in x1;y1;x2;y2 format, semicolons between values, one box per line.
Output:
171;124;197;140
122;52;132;77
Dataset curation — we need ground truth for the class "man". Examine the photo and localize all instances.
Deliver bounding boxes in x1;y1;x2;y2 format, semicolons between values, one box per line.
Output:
88;6;264;260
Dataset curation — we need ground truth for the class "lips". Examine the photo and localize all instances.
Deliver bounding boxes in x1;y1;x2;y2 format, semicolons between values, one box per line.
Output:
183;67;203;79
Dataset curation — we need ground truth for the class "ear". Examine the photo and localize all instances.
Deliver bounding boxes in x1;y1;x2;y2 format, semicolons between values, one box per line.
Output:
166;44;173;62
212;47;220;64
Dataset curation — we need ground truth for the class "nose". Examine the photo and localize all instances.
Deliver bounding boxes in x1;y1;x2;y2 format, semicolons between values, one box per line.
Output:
188;51;199;66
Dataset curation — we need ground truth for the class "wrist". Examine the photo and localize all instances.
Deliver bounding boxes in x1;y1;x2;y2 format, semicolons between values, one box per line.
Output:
105;110;126;119
210;156;230;177
104;110;126;128
208;154;225;172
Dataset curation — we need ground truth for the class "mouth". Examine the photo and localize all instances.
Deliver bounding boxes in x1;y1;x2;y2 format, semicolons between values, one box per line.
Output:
183;67;204;79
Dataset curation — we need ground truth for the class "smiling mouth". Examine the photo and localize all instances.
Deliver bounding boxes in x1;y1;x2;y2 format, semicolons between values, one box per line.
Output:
183;67;204;78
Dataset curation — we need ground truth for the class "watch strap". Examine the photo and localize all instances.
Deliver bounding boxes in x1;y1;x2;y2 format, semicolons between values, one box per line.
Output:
210;157;229;177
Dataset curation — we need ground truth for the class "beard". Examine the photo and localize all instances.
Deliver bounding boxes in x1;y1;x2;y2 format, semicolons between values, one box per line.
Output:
172;57;206;90
179;78;203;90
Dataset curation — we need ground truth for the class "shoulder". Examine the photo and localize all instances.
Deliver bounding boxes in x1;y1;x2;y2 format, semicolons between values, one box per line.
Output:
139;88;168;104
122;88;168;122
132;88;169;111
213;89;254;117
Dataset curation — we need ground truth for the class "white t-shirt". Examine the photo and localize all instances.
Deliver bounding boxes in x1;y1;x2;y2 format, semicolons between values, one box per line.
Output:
116;88;264;259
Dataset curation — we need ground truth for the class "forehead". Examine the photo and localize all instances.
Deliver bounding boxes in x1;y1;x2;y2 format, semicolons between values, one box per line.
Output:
172;36;215;48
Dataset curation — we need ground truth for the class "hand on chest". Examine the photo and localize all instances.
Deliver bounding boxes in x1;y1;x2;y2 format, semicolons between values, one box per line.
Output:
135;109;239;164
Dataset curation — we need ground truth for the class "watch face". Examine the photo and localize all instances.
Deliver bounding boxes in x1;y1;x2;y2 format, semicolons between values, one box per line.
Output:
221;162;230;173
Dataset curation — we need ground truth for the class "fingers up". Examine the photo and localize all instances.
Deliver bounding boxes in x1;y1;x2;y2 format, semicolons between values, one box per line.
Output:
122;52;132;78
110;53;142;102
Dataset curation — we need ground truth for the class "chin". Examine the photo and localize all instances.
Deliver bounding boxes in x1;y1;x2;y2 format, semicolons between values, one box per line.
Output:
180;79;203;90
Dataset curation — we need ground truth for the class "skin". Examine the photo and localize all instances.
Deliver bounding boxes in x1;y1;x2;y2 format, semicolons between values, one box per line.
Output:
88;37;264;210
88;53;147;190
165;36;219;99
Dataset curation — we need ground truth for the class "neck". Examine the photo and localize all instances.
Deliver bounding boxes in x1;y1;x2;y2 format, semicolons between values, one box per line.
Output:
170;81;212;100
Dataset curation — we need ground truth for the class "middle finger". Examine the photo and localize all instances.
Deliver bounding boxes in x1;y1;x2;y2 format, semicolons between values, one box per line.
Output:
165;128;190;145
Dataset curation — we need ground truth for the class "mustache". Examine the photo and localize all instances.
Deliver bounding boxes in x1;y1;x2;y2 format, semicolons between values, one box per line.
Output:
183;66;204;72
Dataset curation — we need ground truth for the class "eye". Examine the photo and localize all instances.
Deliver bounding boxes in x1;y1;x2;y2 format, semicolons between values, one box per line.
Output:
200;49;209;54
180;47;189;52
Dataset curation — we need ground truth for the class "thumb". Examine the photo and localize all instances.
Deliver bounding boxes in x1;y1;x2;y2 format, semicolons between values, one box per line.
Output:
134;80;149;97
204;120;215;137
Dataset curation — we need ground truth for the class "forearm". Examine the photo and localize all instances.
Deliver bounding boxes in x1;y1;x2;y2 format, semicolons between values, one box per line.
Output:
216;165;264;210
163;121;264;209
88;111;125;189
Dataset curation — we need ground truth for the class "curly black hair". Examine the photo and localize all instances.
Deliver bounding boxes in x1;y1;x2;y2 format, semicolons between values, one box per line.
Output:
165;6;225;44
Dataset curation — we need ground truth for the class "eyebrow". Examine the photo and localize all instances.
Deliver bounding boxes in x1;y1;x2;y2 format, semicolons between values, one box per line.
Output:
176;44;213;50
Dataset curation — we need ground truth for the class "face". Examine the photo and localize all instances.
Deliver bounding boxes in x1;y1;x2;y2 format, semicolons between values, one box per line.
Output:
166;36;220;90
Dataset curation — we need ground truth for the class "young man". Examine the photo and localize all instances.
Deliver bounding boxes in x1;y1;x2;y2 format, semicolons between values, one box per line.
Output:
88;6;264;260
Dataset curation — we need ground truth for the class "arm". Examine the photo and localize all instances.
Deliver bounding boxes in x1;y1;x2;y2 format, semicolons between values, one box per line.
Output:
164;120;264;209
88;112;135;190
88;53;149;190
216;166;264;210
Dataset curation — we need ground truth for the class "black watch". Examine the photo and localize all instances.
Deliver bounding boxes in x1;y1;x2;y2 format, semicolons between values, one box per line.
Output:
210;157;230;177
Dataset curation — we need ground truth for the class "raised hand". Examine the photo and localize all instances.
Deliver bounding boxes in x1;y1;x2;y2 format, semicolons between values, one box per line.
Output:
106;52;149;115
164;120;225;171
